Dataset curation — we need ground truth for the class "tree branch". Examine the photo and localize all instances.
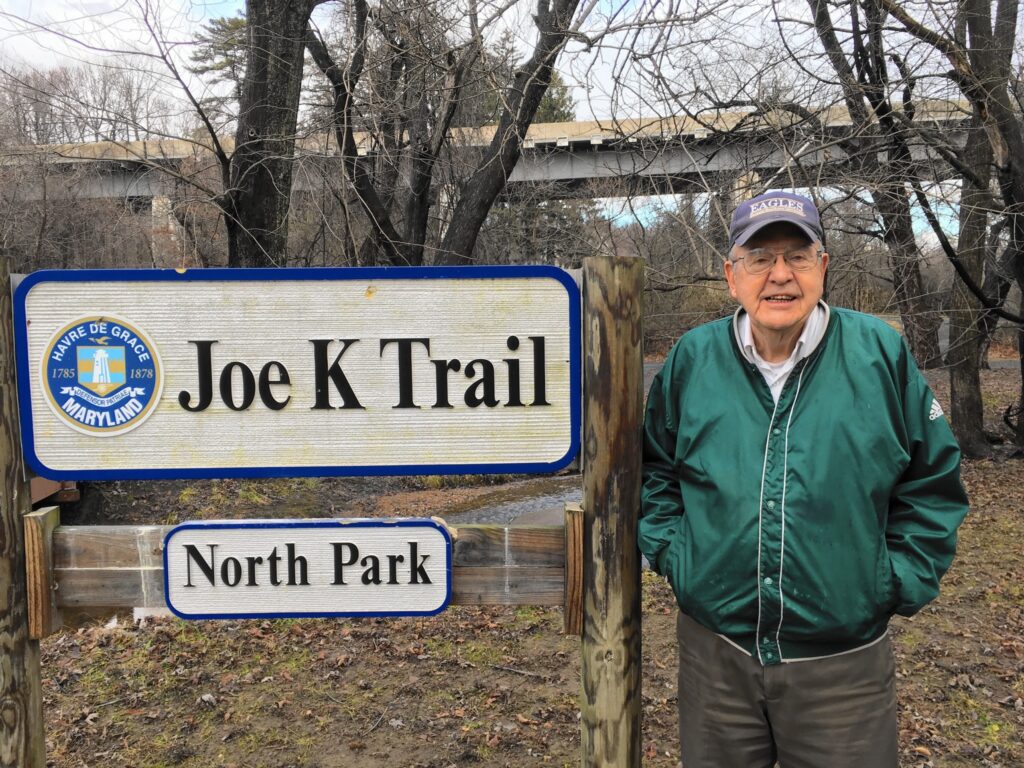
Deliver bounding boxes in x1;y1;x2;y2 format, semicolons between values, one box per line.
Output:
911;180;1023;324
305;23;407;264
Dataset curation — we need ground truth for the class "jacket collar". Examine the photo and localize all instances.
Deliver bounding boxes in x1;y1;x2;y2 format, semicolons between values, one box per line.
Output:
732;301;830;367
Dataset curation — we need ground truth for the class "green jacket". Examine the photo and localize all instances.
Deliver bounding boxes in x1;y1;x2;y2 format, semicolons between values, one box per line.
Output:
639;308;969;665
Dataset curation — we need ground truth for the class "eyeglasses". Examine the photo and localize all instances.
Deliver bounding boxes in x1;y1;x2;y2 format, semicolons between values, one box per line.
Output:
731;246;822;275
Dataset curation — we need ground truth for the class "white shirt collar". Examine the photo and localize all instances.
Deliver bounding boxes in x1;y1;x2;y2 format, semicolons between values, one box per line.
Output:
733;302;830;367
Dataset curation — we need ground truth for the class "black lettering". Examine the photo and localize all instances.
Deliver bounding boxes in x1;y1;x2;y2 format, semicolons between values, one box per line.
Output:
178;341;217;412
219;361;256;411
431;359;461;408
268;547;283;586
184;543;217;587
505;337;523;407
529;336;549;406
286;543;309;586
310;339;364;410
331;542;359;585
380;338;430;408
361;554;382;585
464;359;498;408
409;542;431;584
246;555;264;586
387;553;405;584
221;556;243;587
259;361;291;410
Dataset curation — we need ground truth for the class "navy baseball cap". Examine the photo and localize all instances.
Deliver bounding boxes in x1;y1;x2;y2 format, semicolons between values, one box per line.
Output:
729;192;824;249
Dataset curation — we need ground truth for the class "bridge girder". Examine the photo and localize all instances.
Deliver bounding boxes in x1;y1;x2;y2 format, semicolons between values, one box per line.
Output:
11;121;969;204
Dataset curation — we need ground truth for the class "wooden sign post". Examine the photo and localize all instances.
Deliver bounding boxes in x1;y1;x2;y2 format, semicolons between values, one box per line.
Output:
0;254;45;768
1;257;644;768
581;257;644;768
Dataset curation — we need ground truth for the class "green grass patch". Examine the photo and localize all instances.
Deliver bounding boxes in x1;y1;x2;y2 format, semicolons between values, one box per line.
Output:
459;641;503;666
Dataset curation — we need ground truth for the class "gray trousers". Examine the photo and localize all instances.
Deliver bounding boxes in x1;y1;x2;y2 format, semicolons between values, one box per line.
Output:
676;612;898;768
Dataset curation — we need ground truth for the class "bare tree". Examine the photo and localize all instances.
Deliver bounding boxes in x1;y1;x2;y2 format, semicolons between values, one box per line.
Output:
435;0;587;262
602;0;948;366
581;0;1021;451
302;0;596;266
0;59;176;144
224;0;326;267
803;0;944;368
878;0;1024;450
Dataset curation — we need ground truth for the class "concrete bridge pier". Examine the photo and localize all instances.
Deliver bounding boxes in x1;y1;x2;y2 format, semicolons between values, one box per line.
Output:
149;195;183;267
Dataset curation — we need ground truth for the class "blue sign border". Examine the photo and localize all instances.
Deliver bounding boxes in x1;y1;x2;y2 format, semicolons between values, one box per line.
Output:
162;518;453;620
14;265;582;480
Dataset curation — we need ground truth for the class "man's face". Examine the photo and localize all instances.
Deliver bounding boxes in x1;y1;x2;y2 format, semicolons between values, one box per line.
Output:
724;223;829;339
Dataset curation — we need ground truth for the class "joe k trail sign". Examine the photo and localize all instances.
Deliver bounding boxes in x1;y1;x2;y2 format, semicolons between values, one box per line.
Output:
14;266;581;479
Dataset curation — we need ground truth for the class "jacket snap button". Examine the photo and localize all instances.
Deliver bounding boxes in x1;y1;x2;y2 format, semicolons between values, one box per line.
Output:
766;500;775;510
764;577;773;586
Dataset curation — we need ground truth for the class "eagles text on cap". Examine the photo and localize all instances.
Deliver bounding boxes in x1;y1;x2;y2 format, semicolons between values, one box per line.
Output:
748;197;807;219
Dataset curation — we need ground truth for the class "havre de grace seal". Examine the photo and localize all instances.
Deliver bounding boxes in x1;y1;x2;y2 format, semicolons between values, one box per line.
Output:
41;315;163;436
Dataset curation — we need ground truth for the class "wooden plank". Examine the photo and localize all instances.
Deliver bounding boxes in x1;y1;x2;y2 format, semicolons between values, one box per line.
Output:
50;523;568;610
24;506;62;639
53;524;565;569
29;477;60;505
54;565;565;609
452;567;564;606
52;525;165;569
1;254;46;767
563;503;583;636
454;525;563;566
580;256;644;768
55;567;166;608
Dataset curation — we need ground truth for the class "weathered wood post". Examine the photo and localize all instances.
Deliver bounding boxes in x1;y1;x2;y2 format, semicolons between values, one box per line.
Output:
581;256;643;767
0;258;45;767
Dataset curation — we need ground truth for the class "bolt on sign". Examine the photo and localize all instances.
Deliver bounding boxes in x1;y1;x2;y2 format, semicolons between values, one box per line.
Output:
13;266;581;479
163;519;452;620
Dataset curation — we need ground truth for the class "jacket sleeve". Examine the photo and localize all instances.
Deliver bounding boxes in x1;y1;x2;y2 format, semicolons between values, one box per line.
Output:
887;345;970;617
639;348;685;577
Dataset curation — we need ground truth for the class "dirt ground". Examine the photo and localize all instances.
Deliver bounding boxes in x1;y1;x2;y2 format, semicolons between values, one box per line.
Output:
40;365;1024;768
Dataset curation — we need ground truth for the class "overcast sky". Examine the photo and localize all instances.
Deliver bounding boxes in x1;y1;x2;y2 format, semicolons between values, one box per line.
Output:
1;0;243;67
0;0;896;124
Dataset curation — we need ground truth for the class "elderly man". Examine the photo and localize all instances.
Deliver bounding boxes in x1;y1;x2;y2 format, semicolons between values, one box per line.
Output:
639;191;969;768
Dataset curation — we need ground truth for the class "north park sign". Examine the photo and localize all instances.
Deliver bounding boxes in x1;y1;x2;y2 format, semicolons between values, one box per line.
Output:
14;266;581;479
163;519;452;620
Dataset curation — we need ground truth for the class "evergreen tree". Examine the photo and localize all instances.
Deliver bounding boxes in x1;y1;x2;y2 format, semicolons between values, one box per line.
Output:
188;15;247;121
468;32;576;127
533;71;575;123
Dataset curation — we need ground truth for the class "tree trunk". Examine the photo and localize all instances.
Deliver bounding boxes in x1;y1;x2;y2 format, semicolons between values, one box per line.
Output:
875;191;944;368
304;18;408;267
227;0;322;267
976;251;1013;369
1013;266;1024;450
806;0;943;367
437;0;582;262
947;117;991;458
